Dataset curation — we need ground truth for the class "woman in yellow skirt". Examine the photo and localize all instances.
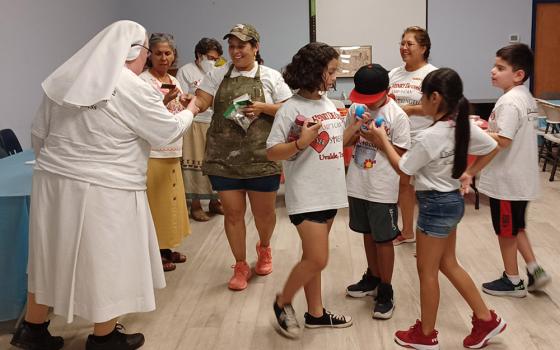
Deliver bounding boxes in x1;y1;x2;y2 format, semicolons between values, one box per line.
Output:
140;32;191;272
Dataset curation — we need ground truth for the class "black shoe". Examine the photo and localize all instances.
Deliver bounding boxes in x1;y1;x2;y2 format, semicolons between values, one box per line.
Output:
86;324;145;350
482;271;527;298
10;320;64;350
346;269;380;298
304;309;353;329
373;283;395;319
273;298;301;339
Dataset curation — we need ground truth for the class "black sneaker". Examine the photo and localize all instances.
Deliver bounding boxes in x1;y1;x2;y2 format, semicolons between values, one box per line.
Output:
346;269;380;298
273;299;301;339
527;266;551;292
10;320;64;350
373;283;395;320
85;324;145;350
304;309;353;329
482;272;527;298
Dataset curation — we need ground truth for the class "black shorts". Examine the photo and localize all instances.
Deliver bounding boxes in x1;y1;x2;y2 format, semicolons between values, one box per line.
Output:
489;198;528;237
348;197;400;243
208;174;281;192
289;209;338;226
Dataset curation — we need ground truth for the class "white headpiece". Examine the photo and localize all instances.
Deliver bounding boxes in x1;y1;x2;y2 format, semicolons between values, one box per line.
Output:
42;20;146;107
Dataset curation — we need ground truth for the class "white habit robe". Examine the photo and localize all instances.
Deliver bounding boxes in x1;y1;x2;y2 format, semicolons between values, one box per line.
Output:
28;62;193;323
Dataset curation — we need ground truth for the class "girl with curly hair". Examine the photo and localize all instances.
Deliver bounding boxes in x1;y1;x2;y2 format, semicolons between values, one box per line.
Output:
267;42;356;338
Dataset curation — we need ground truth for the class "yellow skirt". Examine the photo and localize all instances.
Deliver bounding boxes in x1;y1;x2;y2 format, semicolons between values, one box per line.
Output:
146;158;191;249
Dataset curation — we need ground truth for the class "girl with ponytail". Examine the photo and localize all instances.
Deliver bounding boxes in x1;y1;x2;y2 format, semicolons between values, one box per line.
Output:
362;68;506;349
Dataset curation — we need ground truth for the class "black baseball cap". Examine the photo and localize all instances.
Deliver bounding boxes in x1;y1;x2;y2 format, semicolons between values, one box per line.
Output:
349;64;389;104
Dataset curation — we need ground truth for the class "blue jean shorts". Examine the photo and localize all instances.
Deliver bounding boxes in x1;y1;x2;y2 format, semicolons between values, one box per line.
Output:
416;190;464;238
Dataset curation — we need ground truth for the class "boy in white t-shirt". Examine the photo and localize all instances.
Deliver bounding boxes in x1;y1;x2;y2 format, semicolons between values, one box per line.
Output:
479;44;551;297
344;64;410;320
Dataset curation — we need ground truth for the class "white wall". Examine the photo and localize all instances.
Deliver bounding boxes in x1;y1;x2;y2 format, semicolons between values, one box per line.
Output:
428;0;532;102
315;0;427;100
119;0;309;74
0;0;120;148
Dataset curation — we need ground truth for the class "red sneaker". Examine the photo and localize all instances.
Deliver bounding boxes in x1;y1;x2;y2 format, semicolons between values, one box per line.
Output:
463;310;506;349
395;320;440;350
255;241;272;275
228;261;252;290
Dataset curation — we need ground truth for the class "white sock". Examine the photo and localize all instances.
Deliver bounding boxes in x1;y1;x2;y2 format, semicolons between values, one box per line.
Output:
506;273;521;285
527;262;539;274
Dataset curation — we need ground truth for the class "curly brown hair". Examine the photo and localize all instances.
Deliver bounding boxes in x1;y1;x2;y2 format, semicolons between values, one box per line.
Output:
283;42;339;92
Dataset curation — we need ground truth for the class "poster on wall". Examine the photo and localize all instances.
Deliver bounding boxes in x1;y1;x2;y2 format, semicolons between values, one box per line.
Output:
333;46;372;77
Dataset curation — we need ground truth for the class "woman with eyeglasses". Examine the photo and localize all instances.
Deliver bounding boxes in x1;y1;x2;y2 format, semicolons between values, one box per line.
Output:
390;26;438;246
10;21;199;350
194;24;292;291
176;38;225;222
139;33;192;272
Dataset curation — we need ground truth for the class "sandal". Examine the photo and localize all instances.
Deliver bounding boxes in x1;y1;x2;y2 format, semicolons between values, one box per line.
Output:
161;249;187;263
170;251;187;263
208;201;224;215
161;257;176;272
393;233;416;246
191;208;210;222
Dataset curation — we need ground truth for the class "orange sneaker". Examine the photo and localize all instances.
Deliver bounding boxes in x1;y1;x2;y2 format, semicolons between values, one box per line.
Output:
228;261;252;290
255;241;273;275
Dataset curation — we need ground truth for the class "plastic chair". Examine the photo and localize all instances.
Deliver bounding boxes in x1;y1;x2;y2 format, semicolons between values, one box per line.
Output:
537;100;560;180
0;144;8;159
543;133;560;181
0;129;23;155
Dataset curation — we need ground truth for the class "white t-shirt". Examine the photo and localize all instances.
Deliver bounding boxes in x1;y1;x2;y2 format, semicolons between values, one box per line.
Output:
32;67;193;191
266;94;348;215
389;63;438;134
400;120;497;192
176;62;214;123
198;62;292;104
139;71;184;158
478;85;540;200
345;99;411;203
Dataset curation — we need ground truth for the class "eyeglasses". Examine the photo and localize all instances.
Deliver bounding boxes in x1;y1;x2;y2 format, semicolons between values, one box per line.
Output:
131;43;152;57
399;41;417;48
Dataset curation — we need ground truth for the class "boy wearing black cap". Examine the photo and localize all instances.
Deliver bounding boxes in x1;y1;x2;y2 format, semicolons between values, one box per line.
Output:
344;64;411;319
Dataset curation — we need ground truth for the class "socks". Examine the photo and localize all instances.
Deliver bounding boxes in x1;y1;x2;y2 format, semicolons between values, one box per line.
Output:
527;261;539;274
505;273;521;285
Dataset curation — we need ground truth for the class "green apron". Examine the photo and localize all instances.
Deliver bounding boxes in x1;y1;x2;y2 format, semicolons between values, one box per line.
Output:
202;64;282;179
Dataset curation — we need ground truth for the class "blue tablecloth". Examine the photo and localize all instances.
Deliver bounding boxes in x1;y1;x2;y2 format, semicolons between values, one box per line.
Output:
0;150;34;321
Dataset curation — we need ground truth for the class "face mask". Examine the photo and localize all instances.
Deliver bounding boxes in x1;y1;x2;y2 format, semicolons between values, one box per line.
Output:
200;56;217;73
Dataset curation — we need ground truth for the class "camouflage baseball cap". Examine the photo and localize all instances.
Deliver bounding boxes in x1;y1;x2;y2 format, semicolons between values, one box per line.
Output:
223;23;260;42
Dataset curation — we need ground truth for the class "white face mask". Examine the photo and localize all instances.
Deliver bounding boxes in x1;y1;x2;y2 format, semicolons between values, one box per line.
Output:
199;56;217;73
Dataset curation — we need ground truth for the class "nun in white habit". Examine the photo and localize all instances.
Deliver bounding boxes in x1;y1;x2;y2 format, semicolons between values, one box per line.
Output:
10;20;199;350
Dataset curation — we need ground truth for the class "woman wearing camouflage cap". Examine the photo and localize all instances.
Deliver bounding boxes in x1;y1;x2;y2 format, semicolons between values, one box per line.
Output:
194;24;292;291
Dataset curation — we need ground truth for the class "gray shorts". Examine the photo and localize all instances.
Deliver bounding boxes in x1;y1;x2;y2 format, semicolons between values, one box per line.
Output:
348;197;400;243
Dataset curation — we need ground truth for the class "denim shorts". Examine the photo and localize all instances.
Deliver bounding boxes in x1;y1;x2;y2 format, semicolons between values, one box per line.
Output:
208;174;281;192
416;190;464;238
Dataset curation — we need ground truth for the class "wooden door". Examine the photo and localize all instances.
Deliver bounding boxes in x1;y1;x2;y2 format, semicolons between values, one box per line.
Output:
534;2;560;97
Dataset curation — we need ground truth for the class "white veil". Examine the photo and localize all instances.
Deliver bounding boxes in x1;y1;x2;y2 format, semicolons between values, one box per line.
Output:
42;20;147;107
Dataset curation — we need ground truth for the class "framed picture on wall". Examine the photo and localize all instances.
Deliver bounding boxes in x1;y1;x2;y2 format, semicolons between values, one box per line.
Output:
333;46;372;77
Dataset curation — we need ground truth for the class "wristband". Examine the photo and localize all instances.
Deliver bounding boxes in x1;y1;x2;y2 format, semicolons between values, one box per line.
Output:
294;139;304;151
